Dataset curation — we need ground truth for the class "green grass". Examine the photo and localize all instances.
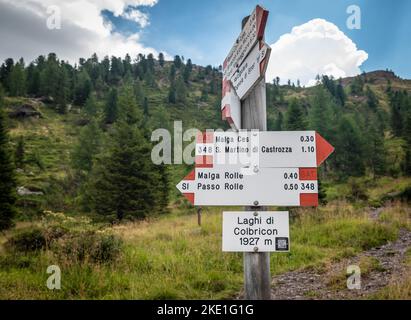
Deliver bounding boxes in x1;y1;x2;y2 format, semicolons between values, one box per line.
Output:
0;201;406;300
2;92;411;299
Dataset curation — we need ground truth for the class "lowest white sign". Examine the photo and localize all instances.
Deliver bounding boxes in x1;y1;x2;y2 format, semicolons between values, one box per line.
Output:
223;211;290;252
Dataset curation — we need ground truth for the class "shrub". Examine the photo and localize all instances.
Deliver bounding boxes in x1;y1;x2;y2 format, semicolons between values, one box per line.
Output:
5;228;46;252
347;178;368;202
53;231;123;264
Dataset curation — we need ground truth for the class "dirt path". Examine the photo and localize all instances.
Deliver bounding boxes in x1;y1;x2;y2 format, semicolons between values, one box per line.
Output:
270;228;411;300
269;206;411;300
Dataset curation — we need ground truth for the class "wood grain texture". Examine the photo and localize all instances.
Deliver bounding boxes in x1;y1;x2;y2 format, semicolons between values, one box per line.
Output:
241;77;271;299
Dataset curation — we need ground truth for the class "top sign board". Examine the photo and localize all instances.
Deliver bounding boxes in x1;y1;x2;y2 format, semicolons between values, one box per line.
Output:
223;5;269;81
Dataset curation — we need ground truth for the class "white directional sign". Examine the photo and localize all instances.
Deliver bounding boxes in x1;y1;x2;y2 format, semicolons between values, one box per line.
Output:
221;5;269;131
231;41;271;100
223;6;269;81
195;131;335;169
176;167;318;207
223;211;290;252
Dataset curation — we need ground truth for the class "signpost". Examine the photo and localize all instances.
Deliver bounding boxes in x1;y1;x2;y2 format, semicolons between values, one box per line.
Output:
195;131;335;168
223;211;290;252
176;5;335;300
221;5;269;131
223;6;268;81
176;167;318;207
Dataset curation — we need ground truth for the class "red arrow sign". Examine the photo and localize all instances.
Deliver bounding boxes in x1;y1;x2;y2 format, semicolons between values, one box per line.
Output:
195;131;335;169
315;132;335;166
177;167;319;207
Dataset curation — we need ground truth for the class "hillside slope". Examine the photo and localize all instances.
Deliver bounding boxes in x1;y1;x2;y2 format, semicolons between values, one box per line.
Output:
3;68;411;217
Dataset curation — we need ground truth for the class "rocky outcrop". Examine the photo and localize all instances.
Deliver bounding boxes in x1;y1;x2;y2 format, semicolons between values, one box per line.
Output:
9;104;42;119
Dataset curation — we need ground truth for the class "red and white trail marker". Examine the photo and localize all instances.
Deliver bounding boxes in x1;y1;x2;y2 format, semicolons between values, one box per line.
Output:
195;131;335;169
223;5;269;81
176;167;319;207
221;5;269;130
221;80;241;130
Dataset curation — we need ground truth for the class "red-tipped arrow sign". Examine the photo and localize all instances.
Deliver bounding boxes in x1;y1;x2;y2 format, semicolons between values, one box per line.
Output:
177;167;319;207
221;5;269;130
195;131;335;169
223;5;269;81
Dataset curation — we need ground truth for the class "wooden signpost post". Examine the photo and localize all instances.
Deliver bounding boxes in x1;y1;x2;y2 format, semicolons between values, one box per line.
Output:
176;5;334;300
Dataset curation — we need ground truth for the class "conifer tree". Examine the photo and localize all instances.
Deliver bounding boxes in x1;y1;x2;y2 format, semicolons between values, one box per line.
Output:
173;55;182;69
83;94;98;119
117;84;141;125
0;85;16;231
55;66;69;114
157;163;169;214
104;88;118;124
367;125;385;177
404;109;411;176
274;112;283;131
90;122;162;220
26;62;40;96
285;99;306;130
318;178;327;205
366;86;378;109
336;78;346;106
72;120;102;173
134;79;144;106
9;60;26;97
390;91;404;137
183;59;193;83
0;58;14;93
143;97;149;117
147;53;155;72
39;53;59;98
158;53;165;67
335;116;365;177
168;83;176;104
169;65;176;82
74;69;92;106
175;77;187;103
309;86;333;137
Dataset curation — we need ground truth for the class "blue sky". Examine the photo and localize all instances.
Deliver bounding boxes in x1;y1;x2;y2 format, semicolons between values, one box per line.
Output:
0;0;410;83
105;0;411;80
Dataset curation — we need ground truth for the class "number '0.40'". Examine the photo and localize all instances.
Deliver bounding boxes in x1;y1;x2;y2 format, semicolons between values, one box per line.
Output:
284;172;298;179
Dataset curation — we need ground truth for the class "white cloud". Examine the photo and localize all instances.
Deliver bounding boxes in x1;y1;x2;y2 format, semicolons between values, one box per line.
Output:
0;0;163;64
266;18;368;86
122;8;150;28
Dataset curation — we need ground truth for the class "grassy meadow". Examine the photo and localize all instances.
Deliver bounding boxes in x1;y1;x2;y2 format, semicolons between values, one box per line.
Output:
0;189;409;299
